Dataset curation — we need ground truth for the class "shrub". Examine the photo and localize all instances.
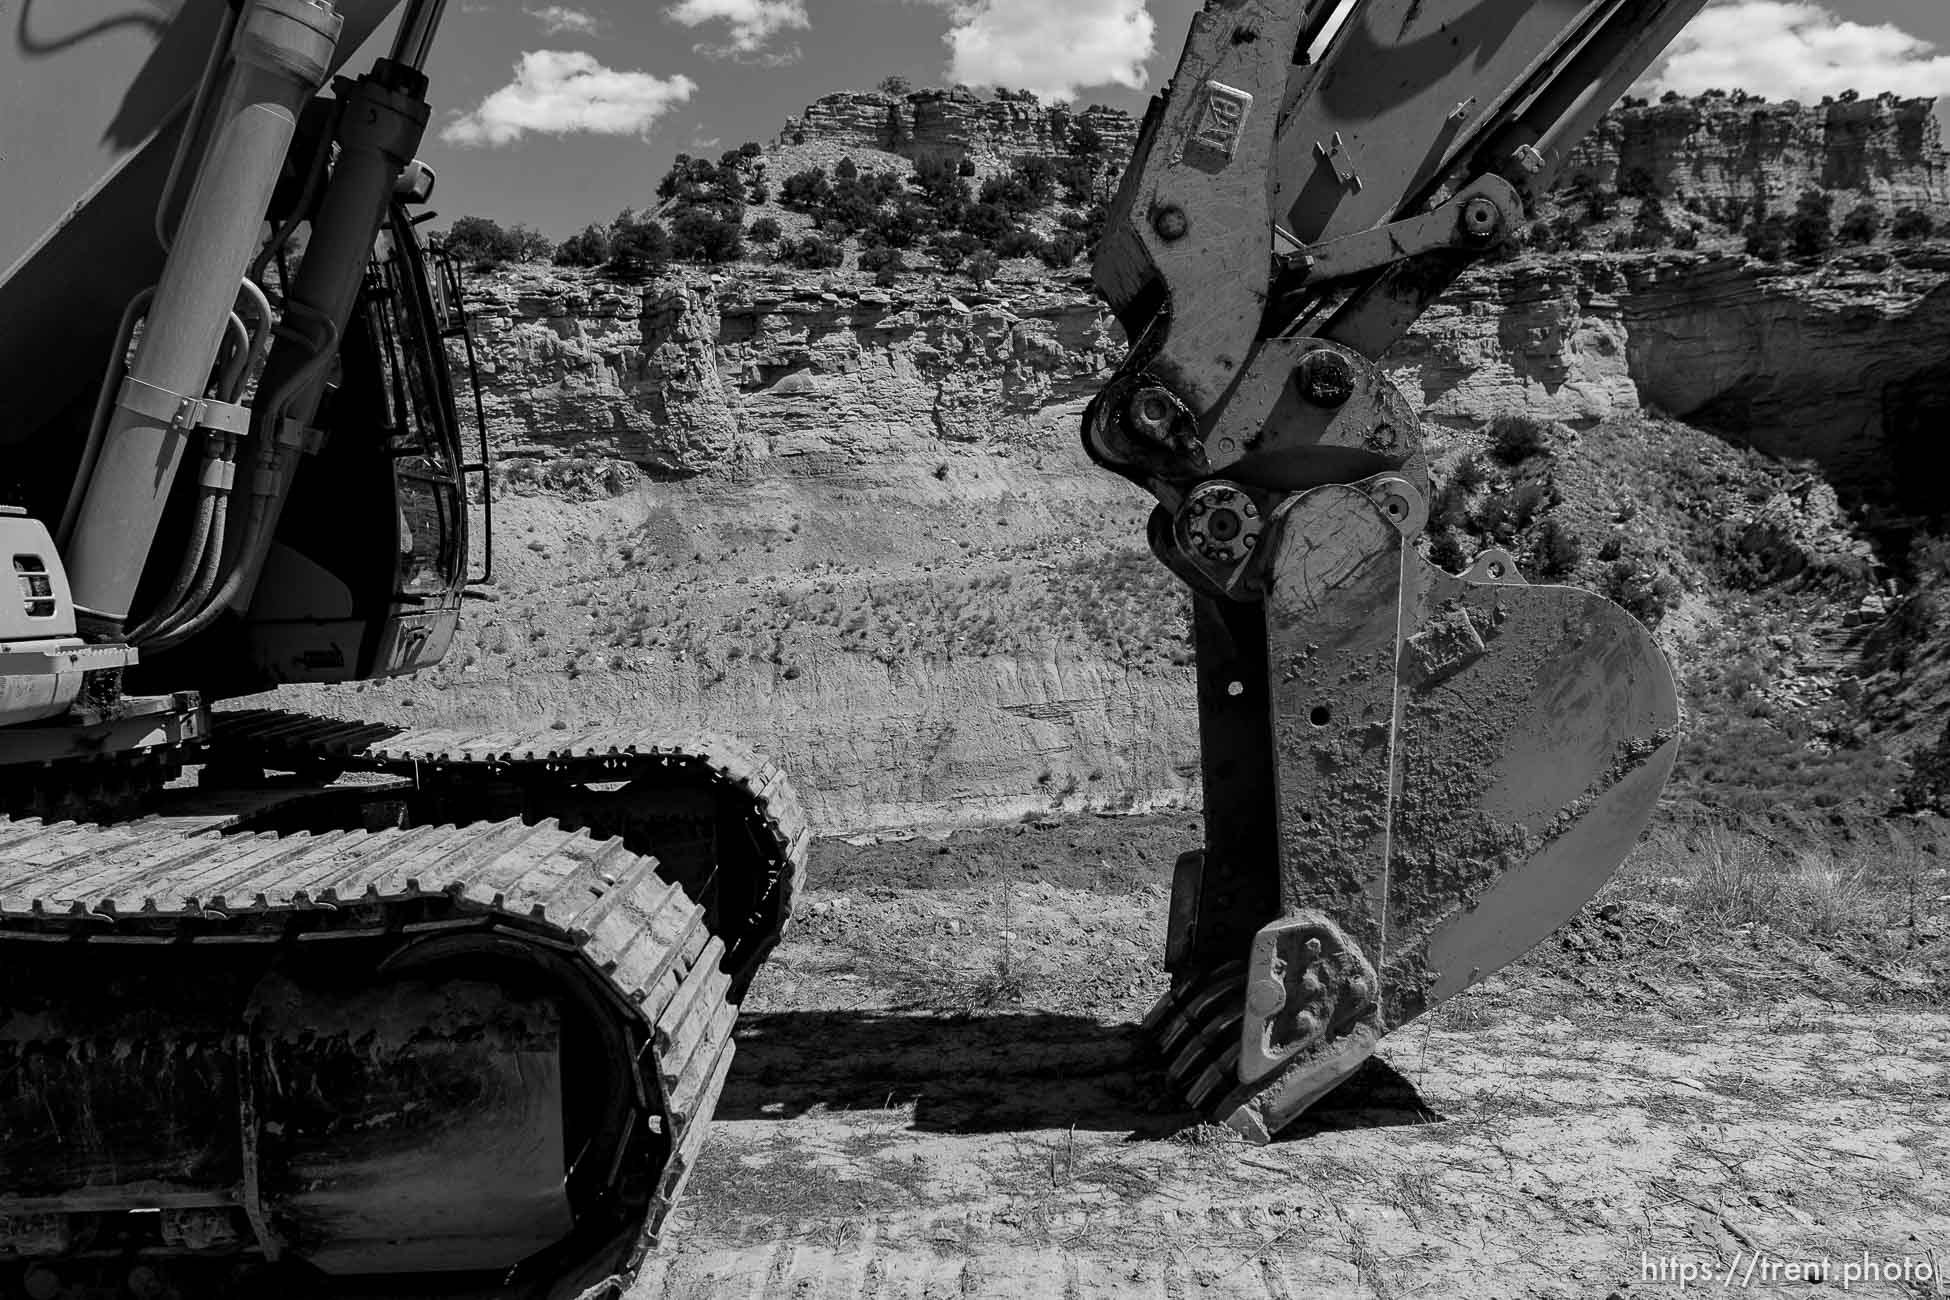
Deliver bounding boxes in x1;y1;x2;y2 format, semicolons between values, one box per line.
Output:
669;209;745;263
1892;207;1936;241
780;167;832;211
1604;557;1683;627
927;231;979;272
1536;518;1583;577
1839;202;1881;244
553;222;611;267
836;156;859;181
1489;413;1553;464
960;202;1013;244
994;226;1045;259
1038;231;1082;268
778;235;843;269
1788;189;1832;258
878;75;911;95
1429;481;1468;532
747;215;782;244
1618;166;1657;199
1631;194;1674;248
1427;531;1467;573
958;158;977;177
870;201;928;248
1507;478;1554;529
605;209;670;279
860;245;907;286
442;215;550;270
1744;213;1790;261
965;249;1001;285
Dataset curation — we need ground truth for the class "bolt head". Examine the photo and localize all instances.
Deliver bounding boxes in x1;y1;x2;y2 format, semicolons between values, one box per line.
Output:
1127;386;1179;441
1296;350;1355;407
1152;204;1190;241
1247;977;1287;1016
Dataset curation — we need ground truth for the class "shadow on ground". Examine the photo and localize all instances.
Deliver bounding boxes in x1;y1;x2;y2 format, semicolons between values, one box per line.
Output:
721;1010;1443;1138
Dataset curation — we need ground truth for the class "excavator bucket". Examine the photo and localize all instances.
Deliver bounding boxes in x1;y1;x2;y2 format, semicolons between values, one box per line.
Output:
1149;484;1678;1140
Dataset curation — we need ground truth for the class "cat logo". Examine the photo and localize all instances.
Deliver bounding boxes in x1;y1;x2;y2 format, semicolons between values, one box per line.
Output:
1190;81;1253;160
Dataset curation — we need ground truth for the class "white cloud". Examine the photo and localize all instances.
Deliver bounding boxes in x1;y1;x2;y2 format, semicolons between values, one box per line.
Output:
924;0;1154;103
440;50;696;147
1637;1;1950;101
665;0;808;59
525;4;601;35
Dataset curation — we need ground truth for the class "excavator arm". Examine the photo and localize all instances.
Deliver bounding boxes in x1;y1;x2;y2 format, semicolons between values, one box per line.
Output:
1085;0;1699;1139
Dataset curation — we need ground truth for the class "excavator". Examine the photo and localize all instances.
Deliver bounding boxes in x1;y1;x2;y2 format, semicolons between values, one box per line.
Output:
0;0;1688;1294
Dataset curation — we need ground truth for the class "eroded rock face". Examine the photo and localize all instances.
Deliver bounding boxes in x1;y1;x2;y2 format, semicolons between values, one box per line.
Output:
778;89;1139;176
772;87;1947;222
1564;95;1949;217
460;276;748;476
1388;250;1950;503
462;268;1122;476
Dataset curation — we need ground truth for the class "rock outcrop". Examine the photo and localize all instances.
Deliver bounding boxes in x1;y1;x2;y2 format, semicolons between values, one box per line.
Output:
1389;249;1950;506
464;250;1950;511
1564;94;1950;218
777;89;1138;177
460;268;1121;477
771;87;1949;223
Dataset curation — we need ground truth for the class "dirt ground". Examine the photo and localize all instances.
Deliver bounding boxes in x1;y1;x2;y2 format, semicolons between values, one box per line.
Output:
640;813;1950;1299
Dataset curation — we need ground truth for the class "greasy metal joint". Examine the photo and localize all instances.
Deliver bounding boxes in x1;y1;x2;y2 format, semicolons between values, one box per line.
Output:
1151;204;1190;241
1126;384;1185;443
1295;349;1354;407
1181;482;1262;567
1460;195;1502;241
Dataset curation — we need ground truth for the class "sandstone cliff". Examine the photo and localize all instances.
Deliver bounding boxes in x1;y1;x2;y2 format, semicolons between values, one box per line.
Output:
765;87;1949;223
463;249;1950;514
1564;94;1950;218
461;268;1121;478
777;88;1138;179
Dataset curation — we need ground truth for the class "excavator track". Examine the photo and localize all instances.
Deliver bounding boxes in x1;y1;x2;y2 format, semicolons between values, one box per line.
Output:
212;708;810;994
0;711;809;1298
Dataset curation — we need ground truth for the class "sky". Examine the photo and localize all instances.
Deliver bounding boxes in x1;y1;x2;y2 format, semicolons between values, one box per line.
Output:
343;0;1950;237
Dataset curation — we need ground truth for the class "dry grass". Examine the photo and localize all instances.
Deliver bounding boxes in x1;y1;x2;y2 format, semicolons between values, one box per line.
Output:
1626;817;1948;943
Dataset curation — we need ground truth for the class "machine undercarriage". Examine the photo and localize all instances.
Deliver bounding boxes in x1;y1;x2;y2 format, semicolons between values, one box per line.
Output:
0;716;805;1298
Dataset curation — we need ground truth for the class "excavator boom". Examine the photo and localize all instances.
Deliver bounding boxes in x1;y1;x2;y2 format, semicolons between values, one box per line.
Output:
1086;0;1695;1137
